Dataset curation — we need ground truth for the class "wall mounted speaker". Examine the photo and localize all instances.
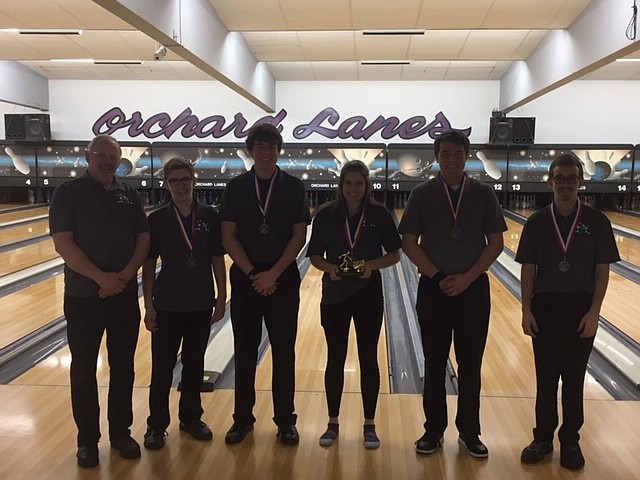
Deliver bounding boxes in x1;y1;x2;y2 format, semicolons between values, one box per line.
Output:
489;117;535;145
4;114;51;141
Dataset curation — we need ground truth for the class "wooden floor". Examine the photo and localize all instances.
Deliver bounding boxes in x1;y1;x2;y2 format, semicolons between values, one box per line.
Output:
1;205;640;479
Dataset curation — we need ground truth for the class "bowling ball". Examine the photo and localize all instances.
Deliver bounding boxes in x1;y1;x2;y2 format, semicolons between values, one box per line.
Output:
397;153;430;177
592;161;612;181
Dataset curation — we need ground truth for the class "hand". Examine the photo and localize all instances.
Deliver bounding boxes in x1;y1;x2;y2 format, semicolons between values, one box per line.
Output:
578;310;599;338
97;272;126;298
358;262;373;279
117;267;136;285
144;305;158;332
521;310;539;338
251;270;279;296
328;264;342;281
211;297;227;324
327;148;384;177
439;273;472;297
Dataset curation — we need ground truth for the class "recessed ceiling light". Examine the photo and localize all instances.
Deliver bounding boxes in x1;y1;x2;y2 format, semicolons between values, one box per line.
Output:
615;58;640;62
360;60;411;66
94;60;144;65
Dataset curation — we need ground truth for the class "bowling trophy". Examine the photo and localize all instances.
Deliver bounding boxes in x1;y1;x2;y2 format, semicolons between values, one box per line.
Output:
338;251;366;277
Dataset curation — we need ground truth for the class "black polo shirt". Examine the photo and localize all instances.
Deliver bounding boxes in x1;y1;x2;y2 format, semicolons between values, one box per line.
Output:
516;203;620;295
398;174;507;274
49;171;149;297
219;167;310;266
307;202;401;304
147;199;225;311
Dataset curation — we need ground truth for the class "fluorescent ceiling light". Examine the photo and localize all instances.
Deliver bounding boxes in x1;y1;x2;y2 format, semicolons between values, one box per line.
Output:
51;58;93;63
615;58;640;62
362;29;425;36
360;60;410;66
94;60;144;65
19;29;83;35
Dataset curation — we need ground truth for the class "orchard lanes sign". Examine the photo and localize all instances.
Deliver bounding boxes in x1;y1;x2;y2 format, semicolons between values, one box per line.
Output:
93;107;471;141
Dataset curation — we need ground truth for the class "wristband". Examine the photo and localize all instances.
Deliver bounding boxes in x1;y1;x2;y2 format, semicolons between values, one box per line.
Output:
431;271;446;284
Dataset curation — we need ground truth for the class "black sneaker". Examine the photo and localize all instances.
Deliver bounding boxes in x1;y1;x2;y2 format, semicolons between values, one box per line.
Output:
144;427;167;450
415;433;444;455
277;424;300;446
458;433;489;458
76;444;99;468
224;423;254;444
110;435;141;459
179;421;213;441
560;443;585;470
520;440;553;464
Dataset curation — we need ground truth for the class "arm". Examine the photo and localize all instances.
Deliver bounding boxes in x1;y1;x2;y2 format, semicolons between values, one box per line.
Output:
578;264;610;338
221;220;254;275
141;257;158;332
310;254;341;281
401;233;440;278
359;250;400;279
52;231;125;297
440;231;504;296
252;222;307;295
117;232;151;284
211;255;228;323
520;263;538;337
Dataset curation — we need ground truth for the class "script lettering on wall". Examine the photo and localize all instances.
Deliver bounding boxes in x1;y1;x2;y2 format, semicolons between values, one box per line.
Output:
93;107;471;141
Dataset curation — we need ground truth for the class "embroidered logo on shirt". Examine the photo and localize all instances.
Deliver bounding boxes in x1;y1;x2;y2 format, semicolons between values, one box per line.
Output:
576;222;590;235
115;192;134;205
195;220;210;232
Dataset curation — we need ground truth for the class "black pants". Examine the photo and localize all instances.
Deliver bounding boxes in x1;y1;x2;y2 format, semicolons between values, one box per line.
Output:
321;276;384;420
416;273;490;438
64;293;140;445
230;262;300;427
530;292;595;445
147;309;212;431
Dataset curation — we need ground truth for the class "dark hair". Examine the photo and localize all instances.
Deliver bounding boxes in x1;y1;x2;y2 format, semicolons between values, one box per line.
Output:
433;130;470;156
87;134;121;155
245;123;283;151
163;157;195;179
548;153;584;178
336;160;372;212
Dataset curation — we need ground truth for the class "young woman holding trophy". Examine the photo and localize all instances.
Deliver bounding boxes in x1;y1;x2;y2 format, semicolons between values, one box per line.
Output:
308;160;401;449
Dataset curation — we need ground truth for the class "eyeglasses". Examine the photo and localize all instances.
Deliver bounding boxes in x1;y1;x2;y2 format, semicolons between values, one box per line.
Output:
551;174;581;185
90;151;120;162
167;176;193;187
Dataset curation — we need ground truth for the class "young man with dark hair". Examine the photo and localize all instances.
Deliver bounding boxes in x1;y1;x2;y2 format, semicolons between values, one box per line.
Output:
516;154;619;470
399;130;507;458
220;123;310;446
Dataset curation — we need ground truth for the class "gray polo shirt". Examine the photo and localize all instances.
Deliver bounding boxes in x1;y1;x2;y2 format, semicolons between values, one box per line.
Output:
49;172;149;297
398;174;507;274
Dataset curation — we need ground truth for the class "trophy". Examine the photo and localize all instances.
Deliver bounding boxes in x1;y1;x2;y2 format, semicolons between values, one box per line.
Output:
338;251;366;277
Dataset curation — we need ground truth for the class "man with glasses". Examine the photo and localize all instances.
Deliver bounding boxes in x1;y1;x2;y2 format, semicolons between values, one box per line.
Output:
141;157;227;450
220;123;310;446
516;154;619;470
49;134;150;468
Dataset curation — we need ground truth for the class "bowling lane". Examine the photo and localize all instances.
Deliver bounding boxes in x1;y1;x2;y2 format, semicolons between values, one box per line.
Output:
0;206;49;224
255;263;391;396
0;238;58;276
0;276;64;351
505;217;640;345
0;219;50;247
604;210;640;232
